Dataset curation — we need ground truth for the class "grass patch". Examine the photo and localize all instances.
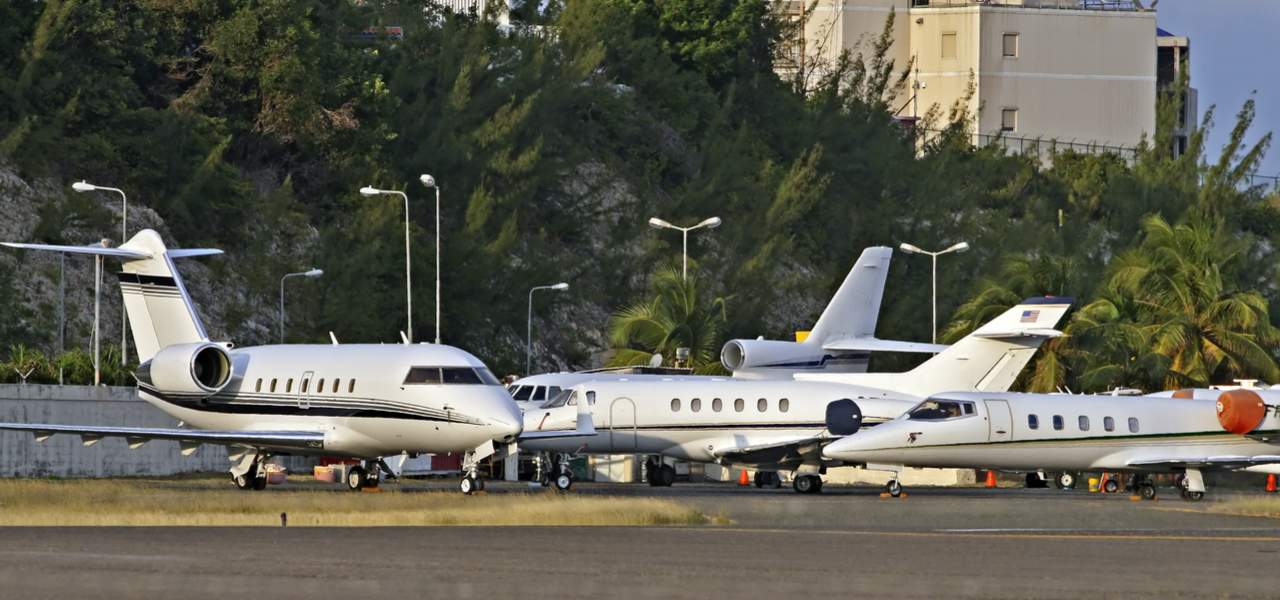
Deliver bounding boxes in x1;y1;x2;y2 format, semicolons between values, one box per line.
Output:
1207;496;1280;519
0;478;711;527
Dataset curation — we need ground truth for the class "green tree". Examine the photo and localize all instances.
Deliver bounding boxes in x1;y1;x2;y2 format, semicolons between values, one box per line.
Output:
607;266;727;372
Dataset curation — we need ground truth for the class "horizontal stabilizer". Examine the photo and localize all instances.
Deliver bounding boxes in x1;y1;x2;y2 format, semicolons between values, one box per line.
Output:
1;242;151;260
824;337;948;354
168;249;224;259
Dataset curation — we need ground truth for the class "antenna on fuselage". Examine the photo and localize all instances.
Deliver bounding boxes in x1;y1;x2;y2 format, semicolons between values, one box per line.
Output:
399;331;409;345
329;332;339;345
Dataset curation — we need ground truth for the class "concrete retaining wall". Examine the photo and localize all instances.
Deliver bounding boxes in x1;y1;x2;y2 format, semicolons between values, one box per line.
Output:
0;384;231;477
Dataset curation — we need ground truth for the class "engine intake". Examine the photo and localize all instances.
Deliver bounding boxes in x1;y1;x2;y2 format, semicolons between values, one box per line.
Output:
825;399;863;436
136;342;232;397
1217;389;1268;435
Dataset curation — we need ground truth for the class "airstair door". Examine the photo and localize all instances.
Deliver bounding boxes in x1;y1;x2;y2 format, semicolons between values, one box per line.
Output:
984;399;1012;443
298;371;315;410
609;397;637;453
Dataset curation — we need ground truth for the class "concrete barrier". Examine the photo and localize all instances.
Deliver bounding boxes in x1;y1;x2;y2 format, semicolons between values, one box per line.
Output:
0;384;278;477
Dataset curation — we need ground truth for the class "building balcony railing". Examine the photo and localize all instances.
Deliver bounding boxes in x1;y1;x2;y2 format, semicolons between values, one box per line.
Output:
909;0;1144;11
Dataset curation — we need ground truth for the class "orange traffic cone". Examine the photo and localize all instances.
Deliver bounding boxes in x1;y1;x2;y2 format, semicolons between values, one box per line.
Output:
1267;474;1277;493
985;470;998;488
738;470;751;486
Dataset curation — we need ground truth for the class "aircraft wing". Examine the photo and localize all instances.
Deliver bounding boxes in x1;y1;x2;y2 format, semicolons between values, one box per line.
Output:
823;337;948;354
1125;455;1280;470
0;422;325;453
711;433;830;467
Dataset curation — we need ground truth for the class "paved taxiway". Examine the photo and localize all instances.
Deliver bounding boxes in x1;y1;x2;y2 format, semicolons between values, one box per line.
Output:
3;481;1279;599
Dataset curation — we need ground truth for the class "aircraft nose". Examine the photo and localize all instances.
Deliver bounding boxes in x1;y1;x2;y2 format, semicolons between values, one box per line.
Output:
491;396;524;440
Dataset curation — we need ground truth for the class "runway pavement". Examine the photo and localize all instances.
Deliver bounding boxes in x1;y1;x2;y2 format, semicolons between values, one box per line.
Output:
2;481;1279;599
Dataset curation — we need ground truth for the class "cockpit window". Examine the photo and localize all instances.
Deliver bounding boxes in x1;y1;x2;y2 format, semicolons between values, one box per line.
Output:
511;386;532;401
907;399;976;421
405;367;501;386
541;389;574;409
531;386;547;402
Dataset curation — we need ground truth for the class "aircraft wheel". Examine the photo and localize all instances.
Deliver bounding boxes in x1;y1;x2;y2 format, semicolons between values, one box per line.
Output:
346;466;366;491
1025;472;1048;488
886;479;903;498
1181;489;1204;502
232;463;258;491
793;474;822;494
753;472;764;488
364;468;381;489
1139;483;1157;501
767;472;783;489
554;473;573;492
658;464;676;487
252;474;268;491
1102;478;1120;494
460;475;478;495
1055;472;1077;490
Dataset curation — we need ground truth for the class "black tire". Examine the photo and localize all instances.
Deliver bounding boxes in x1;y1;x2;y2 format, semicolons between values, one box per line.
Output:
1140;484;1157;501
1181;489;1204;502
554;473;573;491
659;464;676;487
365;470;381;489
1025;472;1047;488
233;463;258;491
1103;478;1120;494
793;475;814;494
1055;472;1077;490
768;472;783;489
346;466;366;491
252;474;268;491
460;475;476;495
753;472;764;488
886;479;902;497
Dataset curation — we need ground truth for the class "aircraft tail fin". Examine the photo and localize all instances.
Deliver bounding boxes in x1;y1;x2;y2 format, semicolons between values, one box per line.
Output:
806;246;892;346
3;229;221;362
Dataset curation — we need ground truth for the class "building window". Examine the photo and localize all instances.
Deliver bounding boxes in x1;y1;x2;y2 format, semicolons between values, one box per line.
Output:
734;398;745;412
779;398;790;413
1078;416;1090;431
671;398;681;412
1052;415;1064;430
1128;417;1140;433
712;398;723;412
691;398;702;412
1001;108;1018;132
941;32;957;59
255;379;262;393
1028;414;1039;430
757;398;768;412
1104;416;1115;432
270;378;278;393
1002;33;1019;58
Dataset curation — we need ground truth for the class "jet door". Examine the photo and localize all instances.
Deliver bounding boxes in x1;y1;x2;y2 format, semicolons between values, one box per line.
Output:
984;399;1012;442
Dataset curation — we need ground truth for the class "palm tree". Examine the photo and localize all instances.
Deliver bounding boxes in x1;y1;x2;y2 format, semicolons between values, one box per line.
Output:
607;265;728;373
4;344;52;384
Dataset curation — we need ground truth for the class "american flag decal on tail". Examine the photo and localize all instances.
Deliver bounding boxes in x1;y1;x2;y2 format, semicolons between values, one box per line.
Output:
1020;310;1040;323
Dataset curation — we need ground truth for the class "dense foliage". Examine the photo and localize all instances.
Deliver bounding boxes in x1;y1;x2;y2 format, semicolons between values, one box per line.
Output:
1;0;1278;391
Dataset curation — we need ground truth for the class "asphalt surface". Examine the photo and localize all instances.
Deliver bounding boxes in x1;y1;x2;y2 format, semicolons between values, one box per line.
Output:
3;481;1280;599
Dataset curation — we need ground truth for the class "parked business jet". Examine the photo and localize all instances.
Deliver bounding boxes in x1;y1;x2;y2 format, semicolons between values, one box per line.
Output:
0;230;522;494
821;388;1280;500
522;297;1071;492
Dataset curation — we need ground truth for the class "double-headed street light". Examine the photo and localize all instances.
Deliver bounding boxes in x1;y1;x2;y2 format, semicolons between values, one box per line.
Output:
73;180;129;365
418;174;441;345
360;185;414;342
279;268;323;343
648;216;722;281
899;241;970;344
527;282;570;375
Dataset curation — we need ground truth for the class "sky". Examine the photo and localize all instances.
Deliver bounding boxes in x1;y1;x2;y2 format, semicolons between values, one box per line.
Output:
1156;0;1280;176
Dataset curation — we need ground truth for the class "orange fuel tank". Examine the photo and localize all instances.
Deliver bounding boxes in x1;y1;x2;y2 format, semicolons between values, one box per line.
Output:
1216;389;1267;435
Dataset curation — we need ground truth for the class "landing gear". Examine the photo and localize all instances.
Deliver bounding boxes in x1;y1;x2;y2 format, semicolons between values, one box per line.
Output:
459;443;494;495
231;452;269;491
1102;477;1120;494
460;473;484;495
1179;468;1206;502
343;462;382;491
793;474;823;494
1181;490;1204;502
1054;472;1078;490
1024;472;1048;488
645;458;675;487
885;479;903;498
754;471;782;489
233;463;258;490
346;466;366;491
1139;482;1158;501
554;472;573;492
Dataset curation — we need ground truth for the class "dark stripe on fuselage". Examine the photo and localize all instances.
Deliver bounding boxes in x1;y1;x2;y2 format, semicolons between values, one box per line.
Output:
117;273;178;287
139;385;458;423
601;420;887;432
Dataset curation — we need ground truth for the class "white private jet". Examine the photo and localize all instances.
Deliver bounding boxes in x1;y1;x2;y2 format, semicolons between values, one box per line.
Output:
0;230;522;494
522;297;1071;493
821;387;1280;500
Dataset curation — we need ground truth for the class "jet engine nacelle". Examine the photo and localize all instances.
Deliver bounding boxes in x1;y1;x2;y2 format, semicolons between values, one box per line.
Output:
1216;389;1270;435
825;399;863;436
721;339;825;372
136;342;233;396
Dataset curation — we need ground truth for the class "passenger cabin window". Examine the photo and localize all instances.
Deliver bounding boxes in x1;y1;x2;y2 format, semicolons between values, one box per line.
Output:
255;379;262;393
315;379;323;394
332;379;340;393
734;398;745;412
963;403;975;415
1078;416;1090;431
757;398;768;412
691;398;701;412
712;398;723;412
348;380;356;394
301;379;309;394
1128;417;1140;433
779;398;790;413
1052;415;1064;430
586;391;596;406
512;386;533;401
671;398;681;412
907;399;975;421
1028;414;1039;430
286;379;294;393
270;378;278;393
1104;416;1115;432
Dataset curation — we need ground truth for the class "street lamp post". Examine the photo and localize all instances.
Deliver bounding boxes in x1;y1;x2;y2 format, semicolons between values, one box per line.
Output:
527;282;570;375
419;174;441;344
279;268;324;343
648;216;722;281
360;185;413;342
73;181;129;365
899;241;970;344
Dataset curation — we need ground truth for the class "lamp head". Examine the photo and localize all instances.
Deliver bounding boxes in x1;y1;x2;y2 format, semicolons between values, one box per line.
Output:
648;217;673;229
305;268;324;278
551;282;570;291
946;241;970;253
419;174;436;188
359;186;381;197
698;216;722;229
899;243;923;254
72;181;96;193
